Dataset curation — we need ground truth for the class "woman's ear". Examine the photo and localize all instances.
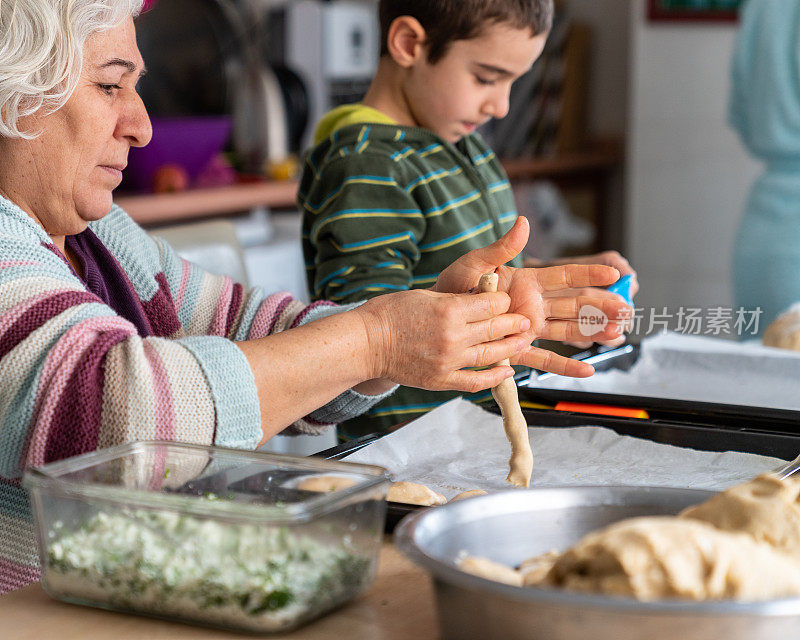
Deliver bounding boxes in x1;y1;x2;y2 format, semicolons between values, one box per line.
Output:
386;16;427;68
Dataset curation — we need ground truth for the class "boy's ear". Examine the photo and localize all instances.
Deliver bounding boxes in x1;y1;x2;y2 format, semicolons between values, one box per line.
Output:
386;16;428;67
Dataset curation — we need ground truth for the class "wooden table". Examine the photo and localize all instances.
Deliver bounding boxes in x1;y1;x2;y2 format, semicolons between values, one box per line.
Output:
0;540;439;640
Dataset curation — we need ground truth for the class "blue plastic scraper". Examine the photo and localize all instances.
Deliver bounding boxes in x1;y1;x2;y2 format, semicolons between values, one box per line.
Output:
607;274;633;305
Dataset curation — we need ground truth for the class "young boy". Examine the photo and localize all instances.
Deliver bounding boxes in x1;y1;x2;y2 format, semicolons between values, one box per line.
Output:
299;0;634;439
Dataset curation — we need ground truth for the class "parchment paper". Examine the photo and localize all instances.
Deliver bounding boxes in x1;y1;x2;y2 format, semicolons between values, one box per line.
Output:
343;398;787;500
525;332;800;411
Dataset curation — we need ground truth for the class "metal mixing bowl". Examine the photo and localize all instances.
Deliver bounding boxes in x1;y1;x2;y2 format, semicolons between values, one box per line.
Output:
394;486;800;640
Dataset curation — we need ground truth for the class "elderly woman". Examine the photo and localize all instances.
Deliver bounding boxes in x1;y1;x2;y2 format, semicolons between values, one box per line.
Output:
0;0;627;593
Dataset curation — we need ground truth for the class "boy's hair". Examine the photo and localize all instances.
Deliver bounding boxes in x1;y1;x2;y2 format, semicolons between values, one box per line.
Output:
379;0;554;64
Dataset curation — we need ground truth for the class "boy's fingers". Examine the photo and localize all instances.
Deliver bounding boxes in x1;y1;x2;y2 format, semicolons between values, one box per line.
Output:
536;264;620;292
511;347;595;378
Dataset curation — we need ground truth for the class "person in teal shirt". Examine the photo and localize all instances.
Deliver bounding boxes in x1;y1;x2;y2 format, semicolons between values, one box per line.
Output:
731;0;800;334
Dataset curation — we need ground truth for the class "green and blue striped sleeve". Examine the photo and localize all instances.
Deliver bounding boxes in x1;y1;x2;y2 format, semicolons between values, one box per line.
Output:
301;156;427;304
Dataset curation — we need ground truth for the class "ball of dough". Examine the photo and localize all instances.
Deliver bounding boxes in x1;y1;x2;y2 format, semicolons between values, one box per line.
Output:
296;475;357;493
387;481;446;506
539;516;800;601
518;550;560;586
458;555;523;586
449;489;488;502
763;302;800;351
680;473;800;555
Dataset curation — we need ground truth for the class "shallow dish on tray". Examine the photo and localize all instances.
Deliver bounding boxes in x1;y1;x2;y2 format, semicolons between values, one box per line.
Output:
24;441;389;634
394;486;800;640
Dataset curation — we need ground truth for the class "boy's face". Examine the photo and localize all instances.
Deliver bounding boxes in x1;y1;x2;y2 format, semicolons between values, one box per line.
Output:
403;22;548;143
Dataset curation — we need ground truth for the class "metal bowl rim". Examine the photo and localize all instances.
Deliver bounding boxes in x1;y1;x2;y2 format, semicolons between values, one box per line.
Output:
394;484;800;616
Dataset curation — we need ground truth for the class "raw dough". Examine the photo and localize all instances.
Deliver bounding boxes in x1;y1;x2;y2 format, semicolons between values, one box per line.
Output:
459;474;800;600
387;481;446;506
679;473;800;555
478;272;533;488
296;475;357;493
459;555;523;587
449;489;488;502
518;550;559;586
763;302;800;351
536;516;800;601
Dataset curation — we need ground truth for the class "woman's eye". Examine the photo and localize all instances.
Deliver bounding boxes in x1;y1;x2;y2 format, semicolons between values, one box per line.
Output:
475;76;496;86
98;83;122;95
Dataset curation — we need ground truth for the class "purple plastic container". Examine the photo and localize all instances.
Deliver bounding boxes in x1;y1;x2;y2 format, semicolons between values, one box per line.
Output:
123;115;232;192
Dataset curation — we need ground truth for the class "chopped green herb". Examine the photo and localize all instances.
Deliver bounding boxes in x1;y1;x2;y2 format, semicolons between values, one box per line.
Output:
45;509;370;632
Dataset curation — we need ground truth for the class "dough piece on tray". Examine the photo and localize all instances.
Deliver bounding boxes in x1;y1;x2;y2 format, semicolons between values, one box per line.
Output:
763;302;800;351
679;473;800;555
537;516;800;601
449;489;488;502
387;481;446;506
458;555;523;587
296;475;357;493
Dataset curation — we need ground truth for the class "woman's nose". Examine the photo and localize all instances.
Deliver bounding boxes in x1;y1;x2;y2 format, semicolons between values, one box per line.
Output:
120;90;152;148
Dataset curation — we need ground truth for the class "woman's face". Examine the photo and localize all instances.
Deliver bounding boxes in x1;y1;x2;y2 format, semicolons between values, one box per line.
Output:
6;17;151;237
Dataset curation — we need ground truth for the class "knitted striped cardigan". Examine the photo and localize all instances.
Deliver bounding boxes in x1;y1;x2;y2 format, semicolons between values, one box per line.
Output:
0;195;386;593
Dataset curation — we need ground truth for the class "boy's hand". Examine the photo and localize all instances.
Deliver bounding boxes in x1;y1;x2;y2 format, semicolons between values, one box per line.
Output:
433;217;633;377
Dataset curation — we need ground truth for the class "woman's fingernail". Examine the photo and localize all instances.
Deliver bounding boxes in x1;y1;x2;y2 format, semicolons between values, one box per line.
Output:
520;318;531;331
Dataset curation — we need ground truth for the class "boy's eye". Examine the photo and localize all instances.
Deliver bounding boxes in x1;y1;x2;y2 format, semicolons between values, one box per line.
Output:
475;75;496;86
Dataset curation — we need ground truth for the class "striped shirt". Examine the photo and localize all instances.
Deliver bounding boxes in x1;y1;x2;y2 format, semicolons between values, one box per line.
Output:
0;195;385;593
299;117;522;438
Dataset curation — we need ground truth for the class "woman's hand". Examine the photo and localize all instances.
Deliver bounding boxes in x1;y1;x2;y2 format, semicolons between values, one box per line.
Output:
242;288;528;442
541;287;631;349
531;250;639;297
432;217;633;377
354;288;533;393
528;250;637;348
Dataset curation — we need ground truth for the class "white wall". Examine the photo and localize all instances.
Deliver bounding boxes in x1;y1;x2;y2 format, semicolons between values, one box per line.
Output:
626;0;761;313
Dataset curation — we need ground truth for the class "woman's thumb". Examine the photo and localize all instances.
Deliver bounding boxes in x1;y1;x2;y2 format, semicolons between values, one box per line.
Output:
433;216;530;293
466;215;530;271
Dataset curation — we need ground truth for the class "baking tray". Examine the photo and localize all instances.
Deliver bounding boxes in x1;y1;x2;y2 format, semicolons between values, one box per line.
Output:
316;343;800;530
317;412;800;532
521;344;800;431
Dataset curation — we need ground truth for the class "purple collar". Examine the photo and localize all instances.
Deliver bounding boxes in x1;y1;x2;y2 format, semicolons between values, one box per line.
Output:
64;228;153;337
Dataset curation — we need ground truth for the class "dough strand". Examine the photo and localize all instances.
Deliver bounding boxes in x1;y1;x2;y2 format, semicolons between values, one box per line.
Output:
478;272;533;488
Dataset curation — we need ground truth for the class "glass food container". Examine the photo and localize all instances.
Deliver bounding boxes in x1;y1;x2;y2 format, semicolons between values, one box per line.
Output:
24;440;389;633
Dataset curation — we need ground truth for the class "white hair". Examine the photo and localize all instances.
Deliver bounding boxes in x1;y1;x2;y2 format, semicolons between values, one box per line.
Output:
0;0;144;139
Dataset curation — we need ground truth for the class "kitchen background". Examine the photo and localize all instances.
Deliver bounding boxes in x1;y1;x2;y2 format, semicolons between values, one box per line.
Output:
119;0;758;451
